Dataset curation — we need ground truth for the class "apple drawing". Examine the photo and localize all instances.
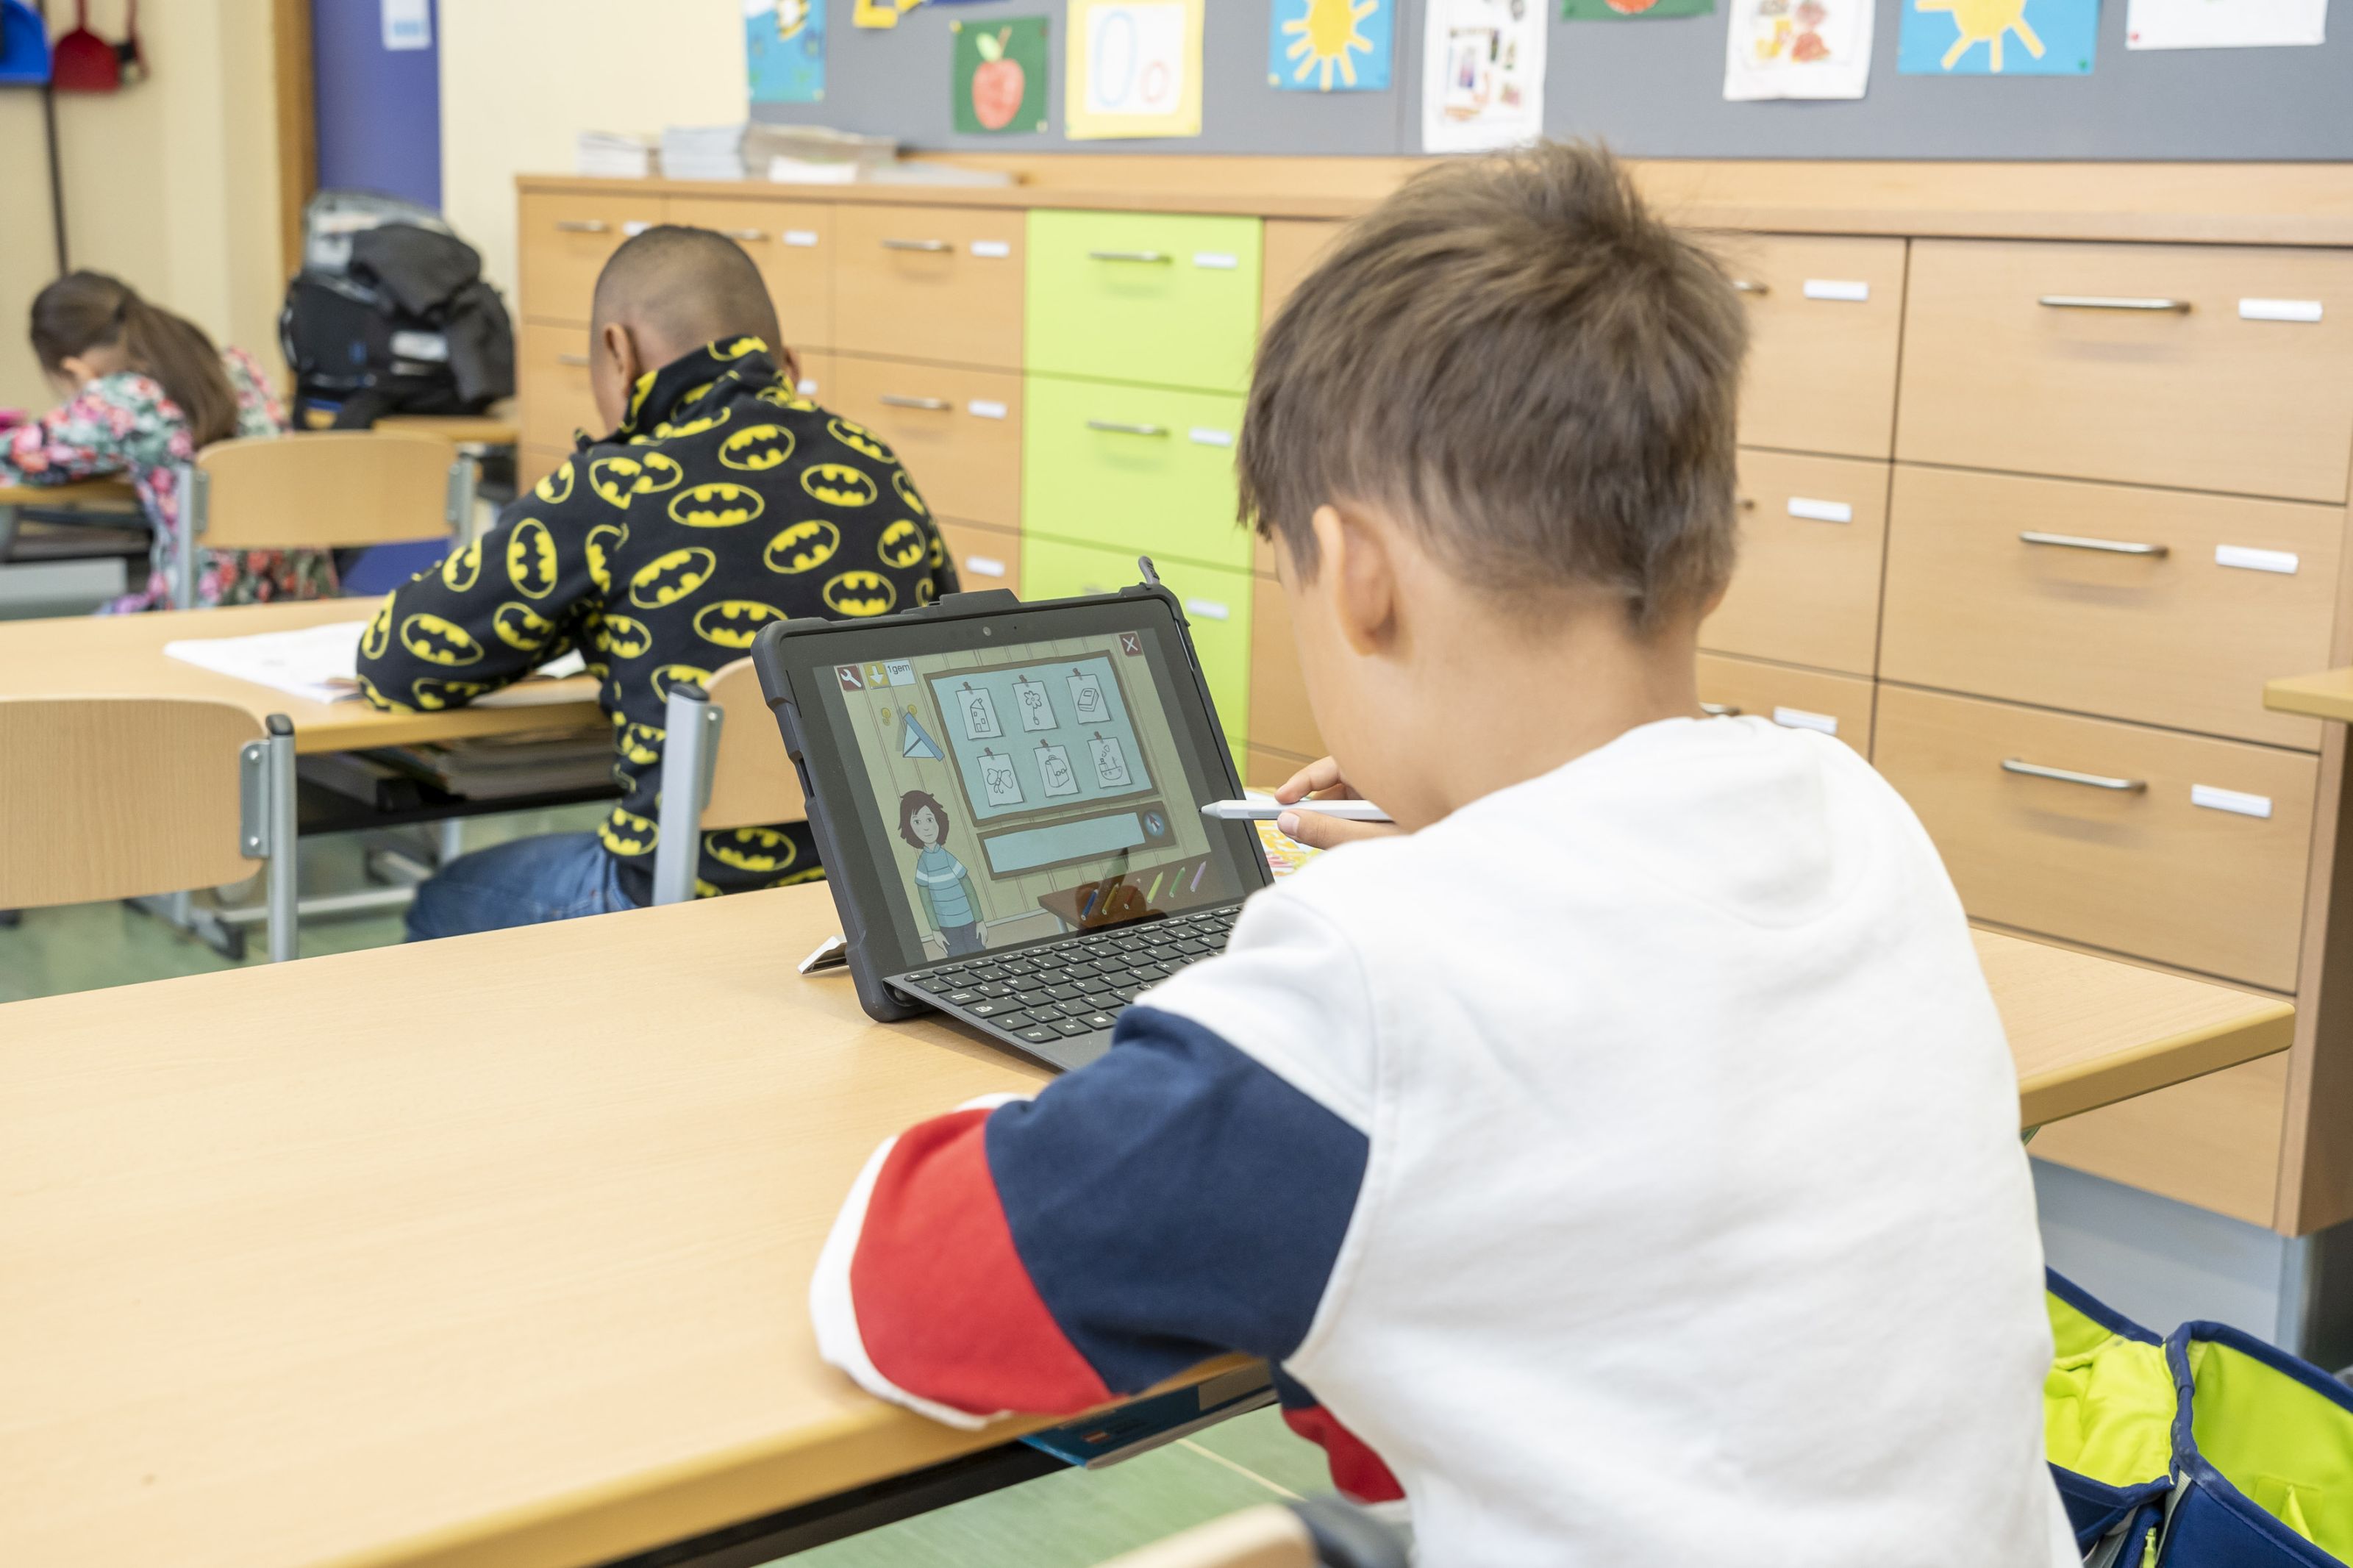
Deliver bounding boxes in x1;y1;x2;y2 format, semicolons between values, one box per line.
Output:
971;27;1025;130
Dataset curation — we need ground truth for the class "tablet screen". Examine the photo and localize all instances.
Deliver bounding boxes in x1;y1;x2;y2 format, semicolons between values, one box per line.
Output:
799;600;1265;969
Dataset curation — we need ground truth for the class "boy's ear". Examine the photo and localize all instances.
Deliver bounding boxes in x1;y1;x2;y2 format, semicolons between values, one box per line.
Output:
601;321;641;388
1313;502;1400;659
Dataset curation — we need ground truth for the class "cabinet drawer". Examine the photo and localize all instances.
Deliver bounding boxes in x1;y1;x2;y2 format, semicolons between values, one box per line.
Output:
1874;685;2315;990
518;192;668;326
834;204;1024;370
1881;466;2340;750
1249;573;1322;761
1704;451;1889;675
667;197;834;351
1027;211;1263;395
1897;240;2353;504
1716;234;1906;460
1021;534;1251;754
935;517;1020;591
793;351;835;403
2032;1050;2285;1227
831;357;1021;529
1262;220;1343;332
1024;376;1250;572
518;321;601;451
1694;654;1875;753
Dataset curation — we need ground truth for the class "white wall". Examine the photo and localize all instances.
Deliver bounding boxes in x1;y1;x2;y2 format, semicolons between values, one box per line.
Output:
438;0;748;313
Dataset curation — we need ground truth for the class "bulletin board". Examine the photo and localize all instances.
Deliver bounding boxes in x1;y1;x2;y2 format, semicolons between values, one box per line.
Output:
751;0;2353;161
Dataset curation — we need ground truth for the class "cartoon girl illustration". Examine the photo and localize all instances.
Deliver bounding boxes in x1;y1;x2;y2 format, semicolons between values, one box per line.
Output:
899;790;985;956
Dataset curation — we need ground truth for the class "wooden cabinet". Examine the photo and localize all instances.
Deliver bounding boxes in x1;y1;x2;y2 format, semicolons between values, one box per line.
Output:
1026;211;1264;396
1898;240;2353;503
1248;574;1321;764
2032;1051;2289;1228
832;204;1026;370
1694;654;1876;753
830;357;1022;529
1704;451;1890;676
1881;466;2340;751
517;321;600;453
518;191;669;326
1875;685;2317;991
1261;220;1343;331
1021;377;1250;573
667;197;835;351
934;517;1020;592
1715;234;1907;460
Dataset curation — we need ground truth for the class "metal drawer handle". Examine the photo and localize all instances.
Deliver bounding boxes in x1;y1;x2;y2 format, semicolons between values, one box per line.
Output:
1087;420;1168;437
2002;759;2146;792
1089;249;1171;263
882;238;951;253
557;353;591;368
554;219;610;234
2020;531;2168;557
723;228;768;242
2038;295;2191;313
1701;702;1741;717
1731;279;1768;295
879;395;950;411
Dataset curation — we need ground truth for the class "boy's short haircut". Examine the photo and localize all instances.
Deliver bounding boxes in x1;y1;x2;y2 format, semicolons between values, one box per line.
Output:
1238;141;1748;632
592;224;784;349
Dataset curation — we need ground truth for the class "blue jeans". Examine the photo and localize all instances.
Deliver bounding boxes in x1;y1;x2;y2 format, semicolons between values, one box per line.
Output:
404;831;638;942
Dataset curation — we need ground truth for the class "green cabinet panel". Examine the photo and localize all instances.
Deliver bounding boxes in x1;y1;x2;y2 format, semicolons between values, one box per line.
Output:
1021;533;1251;761
1022;375;1252;573
1026;210;1264;395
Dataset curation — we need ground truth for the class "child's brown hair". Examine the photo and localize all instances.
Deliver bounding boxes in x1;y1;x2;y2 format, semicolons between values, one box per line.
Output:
29;272;242;448
1238;141;1748;634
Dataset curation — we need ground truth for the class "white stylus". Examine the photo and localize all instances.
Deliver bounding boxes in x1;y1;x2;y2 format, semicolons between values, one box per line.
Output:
1201;798;1393;823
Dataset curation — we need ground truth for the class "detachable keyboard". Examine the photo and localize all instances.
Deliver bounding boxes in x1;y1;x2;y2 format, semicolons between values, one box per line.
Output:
892;904;1243;1070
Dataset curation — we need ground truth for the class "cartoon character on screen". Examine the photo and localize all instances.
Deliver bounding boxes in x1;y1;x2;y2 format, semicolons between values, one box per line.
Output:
899;790;985;957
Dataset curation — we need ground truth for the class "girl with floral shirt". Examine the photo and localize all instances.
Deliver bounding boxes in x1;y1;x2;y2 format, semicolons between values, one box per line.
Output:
0;272;335;611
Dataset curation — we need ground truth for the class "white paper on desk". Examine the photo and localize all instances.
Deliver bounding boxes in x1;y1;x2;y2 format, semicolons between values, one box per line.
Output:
164;621;585;706
2127;0;2325;48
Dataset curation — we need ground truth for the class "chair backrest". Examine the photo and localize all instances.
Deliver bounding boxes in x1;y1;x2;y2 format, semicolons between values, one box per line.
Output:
1093;1506;1316;1568
196;429;459;549
701;657;807;831
0;695;263;907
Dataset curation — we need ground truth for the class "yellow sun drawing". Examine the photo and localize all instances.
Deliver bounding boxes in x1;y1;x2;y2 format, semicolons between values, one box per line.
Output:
1284;0;1379;90
1913;0;2044;71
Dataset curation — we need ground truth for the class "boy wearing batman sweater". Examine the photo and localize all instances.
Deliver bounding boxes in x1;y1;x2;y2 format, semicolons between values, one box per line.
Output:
359;226;954;939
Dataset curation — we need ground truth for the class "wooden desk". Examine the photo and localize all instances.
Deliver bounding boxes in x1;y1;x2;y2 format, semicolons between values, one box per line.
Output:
379;412;521;447
0;890;2290;1568
0;476;141;509
2266;668;2353;725
0;598;599;751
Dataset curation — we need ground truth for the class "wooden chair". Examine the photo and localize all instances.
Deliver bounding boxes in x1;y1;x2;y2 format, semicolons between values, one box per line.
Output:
0;695;299;960
650;658;809;905
1093;1501;1407;1568
174;429;469;609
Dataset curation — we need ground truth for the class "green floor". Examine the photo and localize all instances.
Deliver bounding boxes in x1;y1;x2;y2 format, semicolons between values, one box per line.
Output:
0;805;1336;1564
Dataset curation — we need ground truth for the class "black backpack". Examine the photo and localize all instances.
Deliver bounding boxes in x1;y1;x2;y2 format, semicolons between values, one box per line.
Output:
280;190;515;430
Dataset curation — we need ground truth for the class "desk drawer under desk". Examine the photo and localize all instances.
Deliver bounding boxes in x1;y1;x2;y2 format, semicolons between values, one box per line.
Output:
832;204;1026;370
1875;685;2316;992
1715;233;1907;461
1897;240;2353;504
1880;466;2340;751
1695;654;1874;753
519;192;668;328
667;197;834;352
830;358;1021;530
1702;451;1890;676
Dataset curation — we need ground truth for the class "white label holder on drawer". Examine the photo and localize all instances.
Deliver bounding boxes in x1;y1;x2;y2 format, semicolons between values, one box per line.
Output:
970;240;1012;259
1786;496;1854;523
2215;544;2299;575
1772;706;1838;735
967;400;1009;420
1193;252;1240;270
1185;598;1232;621
1188;428;1234;448
2239;298;2322;323
1801;279;1871;303
782;230;820;248
963;554;1008;579
2191;784;2274;820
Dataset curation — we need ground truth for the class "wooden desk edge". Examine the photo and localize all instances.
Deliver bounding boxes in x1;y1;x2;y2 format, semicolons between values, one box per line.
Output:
2017;998;2296;1129
322;1356;1263;1568
2265;670;2353;723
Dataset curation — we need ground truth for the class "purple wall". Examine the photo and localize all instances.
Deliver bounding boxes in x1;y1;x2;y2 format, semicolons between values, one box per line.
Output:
311;0;440;210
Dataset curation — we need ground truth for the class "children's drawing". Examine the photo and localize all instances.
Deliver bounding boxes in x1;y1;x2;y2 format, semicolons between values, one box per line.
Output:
746;0;826;104
1068;669;1110;724
1723;0;1874;96
900;710;945;760
954;15;1051;135
1090;734;1132;789
1269;0;1394;92
1015;676;1058;732
1421;0;1547;152
1065;0;1204;140
957;683;1004;740
1038;742;1081;797
1563;0;1713;16
980;749;1026;806
2126;0;2324;49
899;790;985;955
1899;0;2096;71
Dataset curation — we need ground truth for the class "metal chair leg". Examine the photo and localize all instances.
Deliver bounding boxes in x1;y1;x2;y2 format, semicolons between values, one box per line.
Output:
651;686;723;906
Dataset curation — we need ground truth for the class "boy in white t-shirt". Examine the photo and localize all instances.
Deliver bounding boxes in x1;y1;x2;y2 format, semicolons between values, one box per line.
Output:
809;142;2076;1567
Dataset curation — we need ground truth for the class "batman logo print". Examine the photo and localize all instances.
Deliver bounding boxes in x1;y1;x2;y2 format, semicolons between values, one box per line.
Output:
822;570;897;617
876;518;926;571
693;599;785;650
617;721;665;767
891;467;927;518
756;384;815;413
714;335;765;360
827;418;891;463
399;612;485;667
599;808;660;856
668;482;765;529
654;408;731;441
596;613;654;660
507;517;559;599
707;826;798;874
357;673;411;714
718;423;796;473
629;546;718;609
764;519;840;576
585;522;625;594
360;595;395;660
801;463;878;509
534;462;576;505
440;540;482;593
493;601;555;652
917;578;938;606
649;662;713;704
589;451;685;509
411;676;490;711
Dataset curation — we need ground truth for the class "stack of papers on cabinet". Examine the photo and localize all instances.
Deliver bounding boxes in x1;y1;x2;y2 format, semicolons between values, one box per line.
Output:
661;123;751;182
576;131;658;179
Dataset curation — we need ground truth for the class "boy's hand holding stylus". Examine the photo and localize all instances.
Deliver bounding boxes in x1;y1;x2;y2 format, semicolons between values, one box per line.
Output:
1273;756;1403;851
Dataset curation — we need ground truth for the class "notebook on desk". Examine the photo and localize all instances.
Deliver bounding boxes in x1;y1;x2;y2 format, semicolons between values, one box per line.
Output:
163;620;583;706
